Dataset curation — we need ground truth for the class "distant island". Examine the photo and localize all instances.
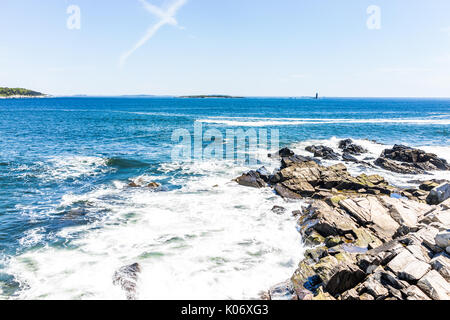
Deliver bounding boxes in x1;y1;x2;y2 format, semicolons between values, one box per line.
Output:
179;95;244;99
0;87;48;98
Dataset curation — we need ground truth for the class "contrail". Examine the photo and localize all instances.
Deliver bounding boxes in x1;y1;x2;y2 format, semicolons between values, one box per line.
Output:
120;0;187;67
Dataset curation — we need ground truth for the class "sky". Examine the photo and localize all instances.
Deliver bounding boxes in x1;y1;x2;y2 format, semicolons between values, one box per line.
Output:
1;0;450;97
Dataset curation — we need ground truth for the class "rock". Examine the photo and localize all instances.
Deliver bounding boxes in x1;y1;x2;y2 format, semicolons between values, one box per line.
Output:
305;145;340;160
381;145;450;171
147;182;160;188
435;231;450;249
361;273;389;300
387;249;431;282
269;147;294;158
274;184;302;199
403;285;431;300
417;270;450;300
339;197;400;242
256;167;272;182
427;183;450;205
340;288;360;300
359;293;375;300
281;155;319;168
234;171;266;188
338;139;368;155
342;153;358;162
419;180;445;191
271;206;286;215
113;263;142;300
406;245;432;263
414;226;442;253
447;247;450;255
430;252;450;281
375;157;426;175
268;280;298;300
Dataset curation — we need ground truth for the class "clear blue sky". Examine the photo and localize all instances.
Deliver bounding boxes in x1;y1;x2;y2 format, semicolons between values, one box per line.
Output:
1;0;450;97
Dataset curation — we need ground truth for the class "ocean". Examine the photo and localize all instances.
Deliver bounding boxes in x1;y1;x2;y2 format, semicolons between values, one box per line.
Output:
0;97;449;299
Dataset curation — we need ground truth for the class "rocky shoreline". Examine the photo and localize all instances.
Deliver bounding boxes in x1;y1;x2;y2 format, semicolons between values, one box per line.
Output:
235;140;450;300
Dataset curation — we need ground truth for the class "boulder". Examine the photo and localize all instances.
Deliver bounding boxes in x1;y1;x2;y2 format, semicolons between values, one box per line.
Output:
417;270;450;300
375;157;426;175
234;171;266;188
113;263;142;300
381;145;450;171
271;206;286;215
387;249;431;282
338;139;368;155
435;231;450;250
269;147;294;158
427;183;450;205
305;145;340;160
274;184;302;199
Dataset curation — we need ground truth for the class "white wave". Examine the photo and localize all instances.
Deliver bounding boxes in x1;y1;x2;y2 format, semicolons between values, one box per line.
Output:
15;156;111;182
5;158;304;300
197;117;450;127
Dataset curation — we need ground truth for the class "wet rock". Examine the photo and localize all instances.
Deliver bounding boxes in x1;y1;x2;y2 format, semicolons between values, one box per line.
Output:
268;280;298;300
387;249;431;282
381;145;450;171
305;145;340;160
417;270;450;300
269;147;295;158
361;272;389;300
271;205;286;215
430;252;450;281
234;171;266;188
375;157;426;175
113;263;142;300
256;167;272;182
338;139;368;155
281;155;319;168
342;153;359;163
427;183;450;205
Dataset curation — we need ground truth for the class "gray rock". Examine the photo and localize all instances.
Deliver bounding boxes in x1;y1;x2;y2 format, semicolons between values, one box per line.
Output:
406;245;432;263
427;183;450;205
235;171;266;188
430;252;450;281
435;231;450;249
387;249;431;282
375;157;426;175
268;280;298;300
417;270;450;300
403;285;431;300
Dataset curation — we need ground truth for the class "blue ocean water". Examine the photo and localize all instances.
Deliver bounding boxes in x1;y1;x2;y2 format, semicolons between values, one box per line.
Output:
0;97;449;299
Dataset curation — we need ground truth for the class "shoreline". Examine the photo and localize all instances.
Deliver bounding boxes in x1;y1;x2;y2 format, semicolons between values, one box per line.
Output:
0;95;50;99
234;141;450;300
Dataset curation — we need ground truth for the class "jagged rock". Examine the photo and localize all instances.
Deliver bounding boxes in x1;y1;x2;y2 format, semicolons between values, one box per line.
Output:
435;231;450;250
375;157;426;174
417;270;450;300
305;145;340;160
268;280;298;300
414;226;443;253
430;252;450;281
360;271;389;300
339;197;400;241
299;201;359;238
403;286;431;300
379;196;429;230
310;287;336;300
381;145;450;171
338;139;368;155
427;183;450;205
359;293;375;300
234;171;266;188
113;263;142;300
387;250;431;282
406;245;432;263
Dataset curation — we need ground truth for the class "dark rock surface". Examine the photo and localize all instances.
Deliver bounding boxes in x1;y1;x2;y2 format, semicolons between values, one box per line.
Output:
113;263;142;300
338;139;368;155
305;145;340;160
